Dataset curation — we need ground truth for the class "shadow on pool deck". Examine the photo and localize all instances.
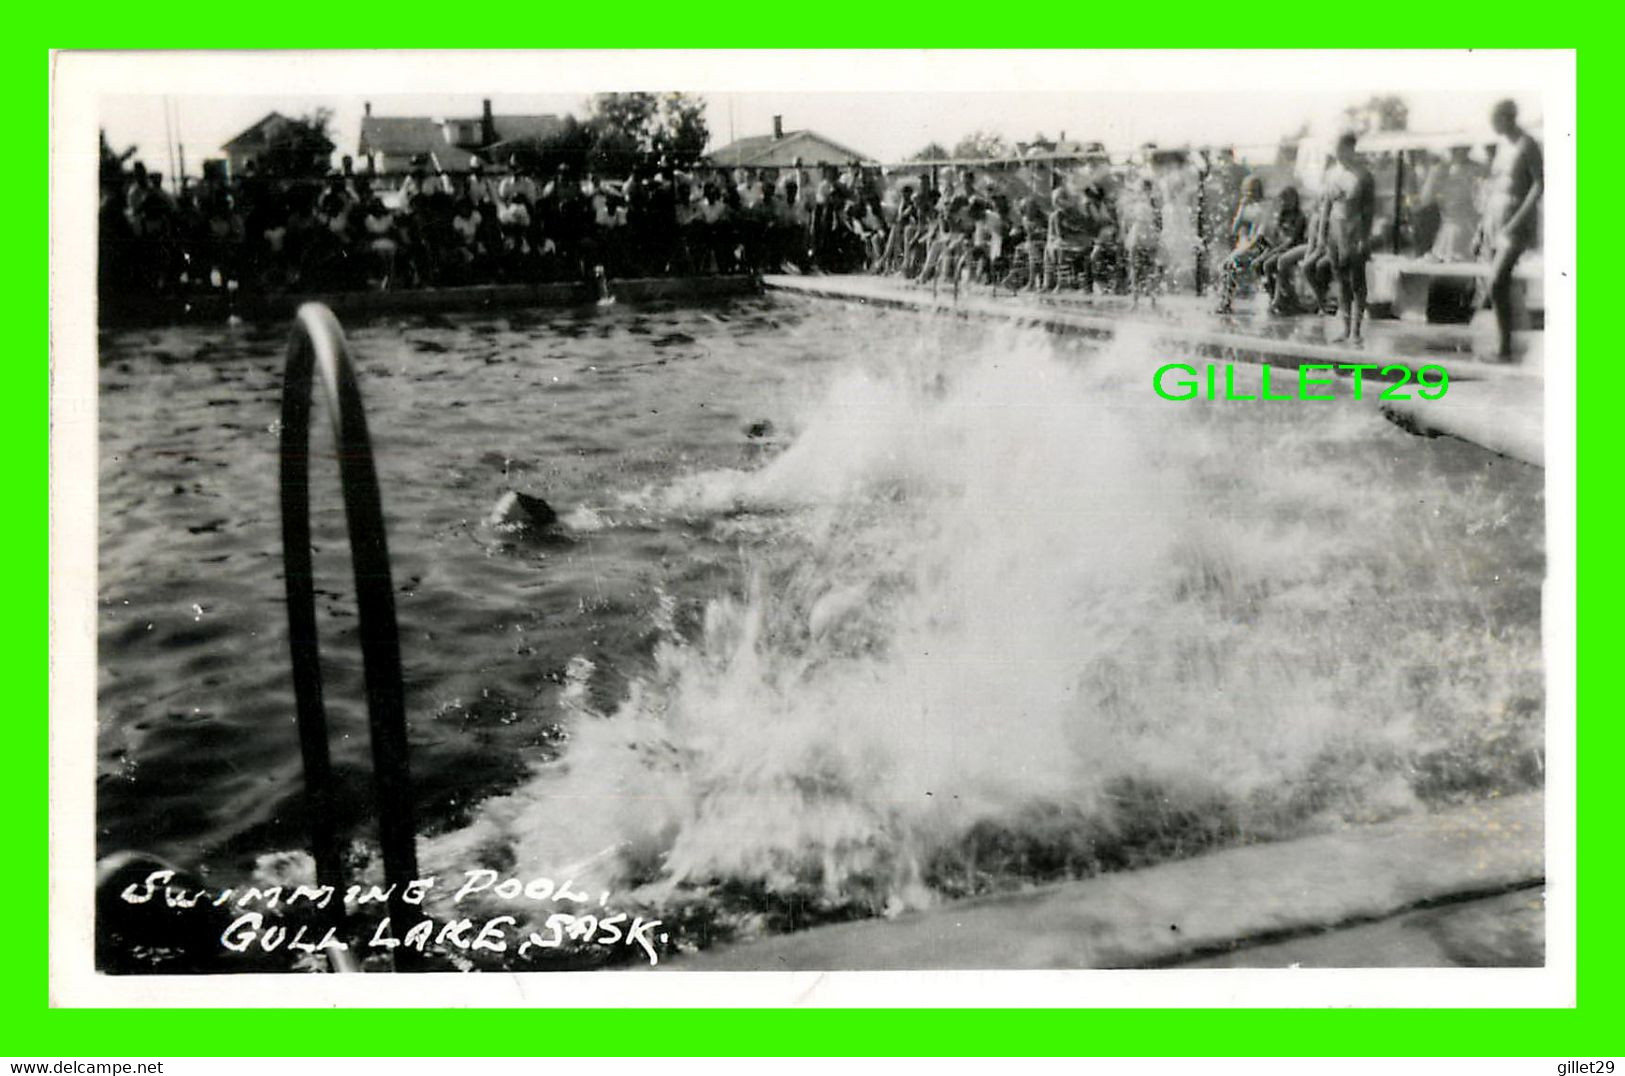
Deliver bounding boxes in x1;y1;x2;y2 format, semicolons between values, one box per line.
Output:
666;793;1542;971
764;274;1547;467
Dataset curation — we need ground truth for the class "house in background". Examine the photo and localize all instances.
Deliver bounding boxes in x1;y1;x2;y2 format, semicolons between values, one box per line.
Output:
221;112;293;177
357;99;564;176
1014;134;1108;163
708;116;874;169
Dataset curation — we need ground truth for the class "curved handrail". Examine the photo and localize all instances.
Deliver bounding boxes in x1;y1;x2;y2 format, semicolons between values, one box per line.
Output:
280;302;419;969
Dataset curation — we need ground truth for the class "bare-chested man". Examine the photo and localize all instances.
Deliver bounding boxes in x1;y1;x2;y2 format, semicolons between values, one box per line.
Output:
1484;99;1544;360
1325;132;1376;343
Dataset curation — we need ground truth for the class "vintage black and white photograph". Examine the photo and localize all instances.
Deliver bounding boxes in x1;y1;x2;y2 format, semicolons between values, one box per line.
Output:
50;50;1574;1004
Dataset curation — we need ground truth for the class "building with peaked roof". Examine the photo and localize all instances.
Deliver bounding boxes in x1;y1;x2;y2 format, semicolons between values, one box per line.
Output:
222;112;297;176
708;116;874;169
356;100;566;176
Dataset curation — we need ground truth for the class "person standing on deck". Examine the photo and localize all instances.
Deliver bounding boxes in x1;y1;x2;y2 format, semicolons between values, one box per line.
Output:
499;157;538;206
880;184;916;272
1201;146;1246;289
1421;145;1484;261
1325;132;1376;343
1483;99;1543;361
1124;177;1162;307
1082;183;1122;294
399;159;427;204
465;160;496;212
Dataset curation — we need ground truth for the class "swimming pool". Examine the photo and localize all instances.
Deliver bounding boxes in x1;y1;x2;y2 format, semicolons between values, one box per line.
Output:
97;295;1544;968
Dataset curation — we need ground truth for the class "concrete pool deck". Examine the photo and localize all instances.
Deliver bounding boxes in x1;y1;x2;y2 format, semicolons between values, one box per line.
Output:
100;274;763;326
670;793;1543;971
764;274;1547;467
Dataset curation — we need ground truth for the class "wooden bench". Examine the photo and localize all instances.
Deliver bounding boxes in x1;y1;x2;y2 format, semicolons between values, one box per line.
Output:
1368;255;1544;327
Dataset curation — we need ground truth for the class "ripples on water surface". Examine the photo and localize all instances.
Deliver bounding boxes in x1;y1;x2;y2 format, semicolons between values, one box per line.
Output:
97;296;1543;962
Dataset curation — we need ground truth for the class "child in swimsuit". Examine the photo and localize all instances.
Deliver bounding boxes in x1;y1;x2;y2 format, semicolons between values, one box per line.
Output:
1214;175;1270;314
1043;187;1091;291
1255;185;1307;312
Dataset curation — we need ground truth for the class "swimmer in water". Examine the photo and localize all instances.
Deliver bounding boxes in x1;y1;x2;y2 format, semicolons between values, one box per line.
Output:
1324;132;1376;343
1483;99;1544;360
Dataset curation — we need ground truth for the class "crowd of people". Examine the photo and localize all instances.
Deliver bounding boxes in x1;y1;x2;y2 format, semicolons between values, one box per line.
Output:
99;153;797;303
100;149;961;306
95;147;1261;304
853;104;1539;354
99;100;1541;355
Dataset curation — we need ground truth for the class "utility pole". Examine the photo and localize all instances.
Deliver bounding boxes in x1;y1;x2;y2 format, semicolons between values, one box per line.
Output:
173;97;186;190
163;96;178;193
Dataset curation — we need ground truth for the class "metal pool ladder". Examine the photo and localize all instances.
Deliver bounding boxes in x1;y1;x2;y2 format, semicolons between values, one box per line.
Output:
280;302;419;970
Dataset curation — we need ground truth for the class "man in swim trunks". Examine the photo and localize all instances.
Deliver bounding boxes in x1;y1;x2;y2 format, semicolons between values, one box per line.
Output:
1325;132;1376;343
1484;99;1543;360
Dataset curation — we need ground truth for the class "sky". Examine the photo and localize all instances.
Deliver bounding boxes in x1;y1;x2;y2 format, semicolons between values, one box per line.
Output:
99;88;1537;181
84;52;1551;181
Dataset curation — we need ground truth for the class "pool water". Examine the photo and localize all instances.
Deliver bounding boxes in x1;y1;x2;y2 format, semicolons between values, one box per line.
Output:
97;296;1544;965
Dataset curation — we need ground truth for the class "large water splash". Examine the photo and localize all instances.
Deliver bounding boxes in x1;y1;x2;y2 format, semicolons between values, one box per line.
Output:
422;316;1543;938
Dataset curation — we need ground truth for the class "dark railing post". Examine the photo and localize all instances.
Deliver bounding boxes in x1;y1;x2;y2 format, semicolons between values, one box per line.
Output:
1393;148;1405;255
1194;159;1209;298
280;302;420;969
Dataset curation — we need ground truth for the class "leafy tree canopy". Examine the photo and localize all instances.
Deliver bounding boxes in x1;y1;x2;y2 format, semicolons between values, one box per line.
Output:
582;92;710;173
951;130;1010;160
1343;95;1408;135
259;109;336;179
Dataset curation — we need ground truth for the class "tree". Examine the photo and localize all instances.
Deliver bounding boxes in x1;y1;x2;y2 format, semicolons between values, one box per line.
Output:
587;124;642;177
584;91;709;170
1343;95;1408;135
259;109;336;179
99;129;136;188
951;130;1010;160
522;114;596;175
589;93;660;144
652;93;708;165
1274;120;1312;166
910;141;950;162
